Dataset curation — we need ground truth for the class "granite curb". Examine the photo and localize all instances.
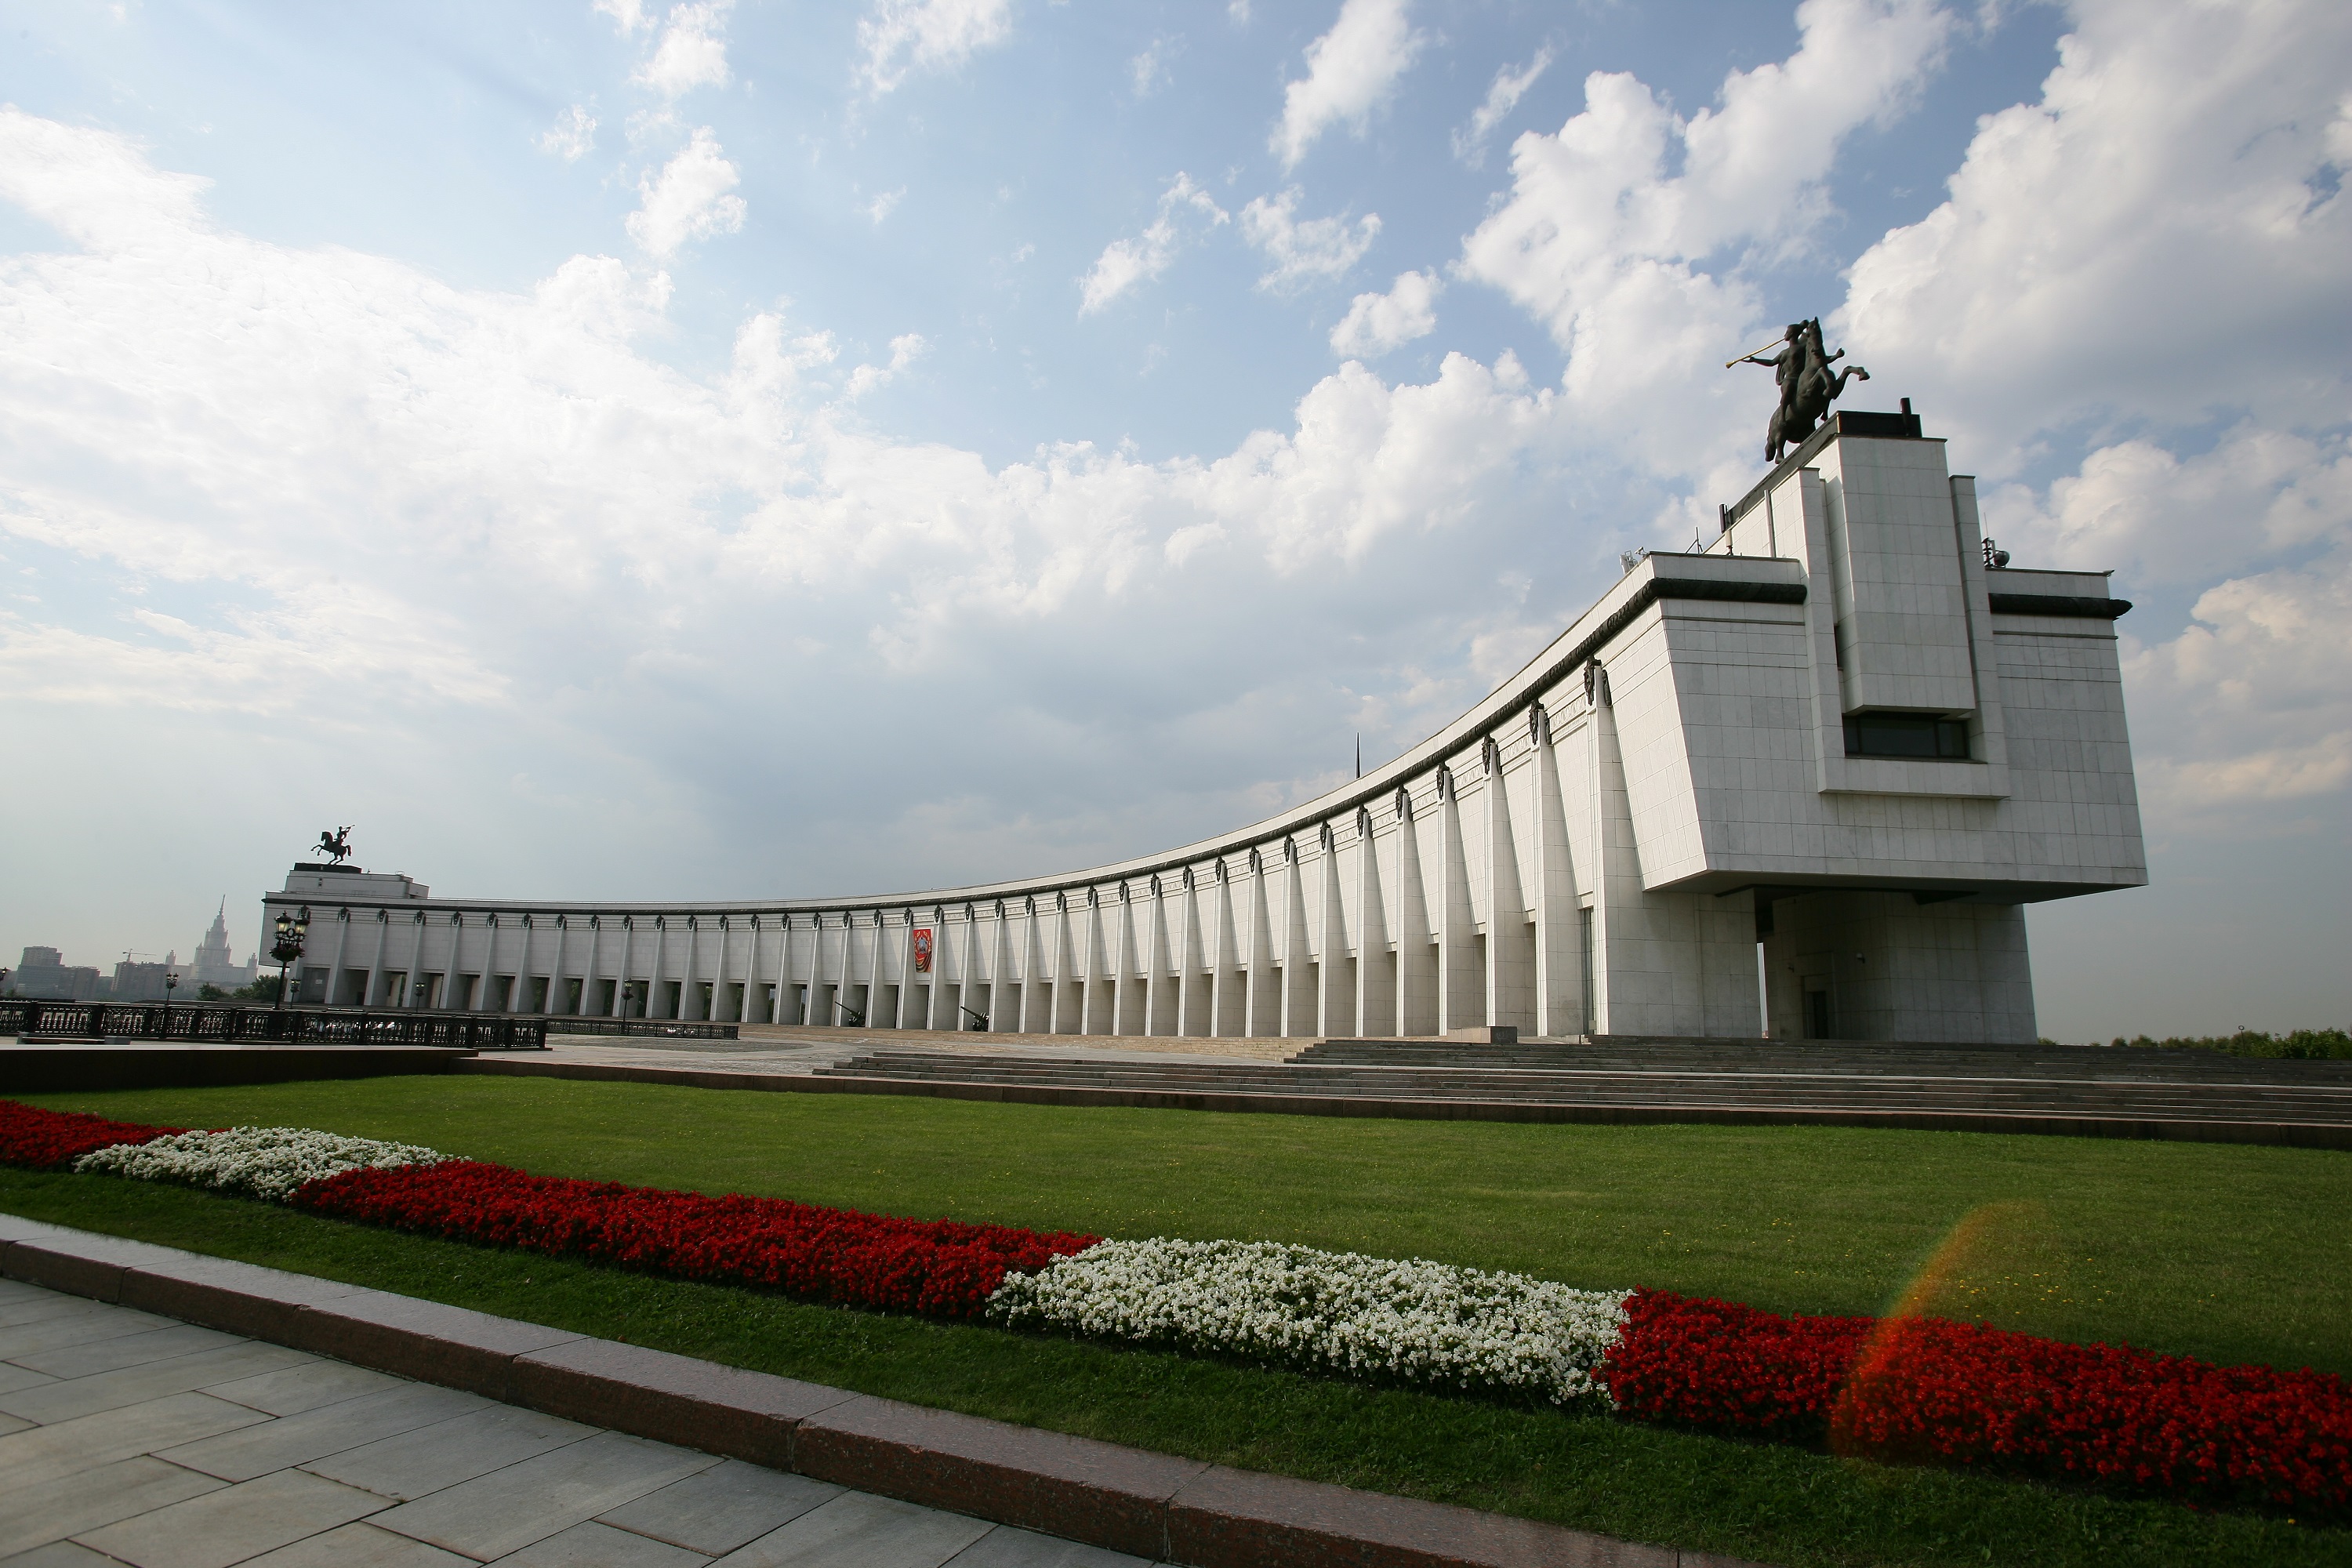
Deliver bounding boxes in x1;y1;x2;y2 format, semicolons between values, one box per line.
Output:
452;1056;2352;1151
0;1213;1773;1568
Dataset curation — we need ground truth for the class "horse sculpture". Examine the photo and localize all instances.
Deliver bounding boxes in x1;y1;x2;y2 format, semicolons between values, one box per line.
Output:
314;826;354;866
1738;318;1868;464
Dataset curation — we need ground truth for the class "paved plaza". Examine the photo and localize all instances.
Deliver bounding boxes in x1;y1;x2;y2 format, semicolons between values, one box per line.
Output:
0;1276;1144;1567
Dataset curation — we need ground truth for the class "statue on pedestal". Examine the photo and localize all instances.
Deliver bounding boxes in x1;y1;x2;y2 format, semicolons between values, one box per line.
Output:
314;826;354;866
1732;318;1869;463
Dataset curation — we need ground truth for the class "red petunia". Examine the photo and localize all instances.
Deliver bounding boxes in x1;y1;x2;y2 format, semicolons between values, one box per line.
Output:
290;1160;1097;1319
1602;1290;2352;1521
0;1102;182;1170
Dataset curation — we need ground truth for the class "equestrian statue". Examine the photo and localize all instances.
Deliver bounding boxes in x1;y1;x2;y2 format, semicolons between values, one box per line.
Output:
314;826;354;866
1730;318;1868;464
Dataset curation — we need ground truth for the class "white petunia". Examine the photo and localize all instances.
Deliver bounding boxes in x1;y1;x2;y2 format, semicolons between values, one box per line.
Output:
75;1127;452;1203
987;1237;1630;1409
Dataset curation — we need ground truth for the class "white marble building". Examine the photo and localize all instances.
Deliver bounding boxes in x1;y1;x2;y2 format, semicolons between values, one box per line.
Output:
264;414;2145;1044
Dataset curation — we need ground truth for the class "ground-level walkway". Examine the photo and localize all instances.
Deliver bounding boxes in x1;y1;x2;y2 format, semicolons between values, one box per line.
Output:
0;1276;1142;1566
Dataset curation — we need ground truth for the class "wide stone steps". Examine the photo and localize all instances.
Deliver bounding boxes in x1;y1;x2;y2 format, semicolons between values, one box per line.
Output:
1295;1036;2352;1084
808;1046;2352;1134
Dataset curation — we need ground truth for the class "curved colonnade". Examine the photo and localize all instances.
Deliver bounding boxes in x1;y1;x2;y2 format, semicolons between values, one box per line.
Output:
266;417;2147;1044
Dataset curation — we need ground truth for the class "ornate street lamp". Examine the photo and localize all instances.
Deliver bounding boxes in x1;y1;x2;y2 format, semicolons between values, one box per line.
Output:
162;969;179;1035
270;906;311;1011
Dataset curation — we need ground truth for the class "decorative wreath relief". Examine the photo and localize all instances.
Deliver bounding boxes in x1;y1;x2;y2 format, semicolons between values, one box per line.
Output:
75;1126;452;1202
987;1237;1632;1409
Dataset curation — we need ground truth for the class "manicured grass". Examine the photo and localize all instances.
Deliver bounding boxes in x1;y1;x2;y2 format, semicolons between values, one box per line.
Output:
0;1169;2340;1568
23;1076;2352;1376
6;1078;2350;1566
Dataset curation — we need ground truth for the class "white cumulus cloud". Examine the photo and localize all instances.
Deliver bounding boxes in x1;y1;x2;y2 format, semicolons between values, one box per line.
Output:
1459;0;1950;478
1131;36;1178;99
1985;429;2352;587
536;104;597;162
1837;0;2352;466
1330;269;1439;358
1079;173;1229;316
593;0;652;34
1272;0;1424;169
625;127;746;257
1240;187;1379;292
634;0;733;98
844;332;930;398
2125;553;2352;815
1452;46;1552;166
859;0;1014;95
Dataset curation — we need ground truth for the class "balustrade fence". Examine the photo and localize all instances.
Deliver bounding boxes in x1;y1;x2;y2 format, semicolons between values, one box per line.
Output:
1;1000;547;1051
543;1019;739;1040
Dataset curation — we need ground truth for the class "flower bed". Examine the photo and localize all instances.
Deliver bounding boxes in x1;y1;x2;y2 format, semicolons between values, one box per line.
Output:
6;1098;2349;1522
294;1160;1096;1319
1609;1290;2352;1519
0;1102;180;1169
989;1236;1629;1408
77;1127;452;1202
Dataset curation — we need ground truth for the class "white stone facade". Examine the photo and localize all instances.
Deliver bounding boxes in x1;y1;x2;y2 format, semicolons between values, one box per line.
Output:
263;419;2146;1044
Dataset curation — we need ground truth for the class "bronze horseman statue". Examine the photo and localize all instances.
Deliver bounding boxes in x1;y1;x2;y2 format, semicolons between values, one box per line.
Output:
314;826;354;866
1731;318;1868;463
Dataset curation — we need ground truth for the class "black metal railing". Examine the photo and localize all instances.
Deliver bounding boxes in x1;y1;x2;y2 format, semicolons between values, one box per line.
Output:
1;1000;547;1051
543;1018;739;1040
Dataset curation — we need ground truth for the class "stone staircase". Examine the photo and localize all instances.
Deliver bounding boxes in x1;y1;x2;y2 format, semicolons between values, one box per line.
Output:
805;1036;2352;1147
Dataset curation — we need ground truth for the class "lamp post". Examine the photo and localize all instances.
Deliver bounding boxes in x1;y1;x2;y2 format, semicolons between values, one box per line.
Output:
270;906;310;1011
162;969;179;1036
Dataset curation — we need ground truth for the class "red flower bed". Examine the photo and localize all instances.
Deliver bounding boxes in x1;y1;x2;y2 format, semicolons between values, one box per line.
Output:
0;1102;181;1170
1604;1289;2352;1519
1599;1288;1871;1441
292;1160;1098;1319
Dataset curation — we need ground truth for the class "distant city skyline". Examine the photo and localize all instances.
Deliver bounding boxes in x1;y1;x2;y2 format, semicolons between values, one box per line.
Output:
9;900;259;1001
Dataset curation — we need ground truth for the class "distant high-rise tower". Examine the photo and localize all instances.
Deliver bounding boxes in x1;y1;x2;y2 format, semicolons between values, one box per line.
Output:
191;898;259;989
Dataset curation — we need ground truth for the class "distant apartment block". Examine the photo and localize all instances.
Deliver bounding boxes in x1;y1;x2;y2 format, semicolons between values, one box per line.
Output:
9;947;103;1001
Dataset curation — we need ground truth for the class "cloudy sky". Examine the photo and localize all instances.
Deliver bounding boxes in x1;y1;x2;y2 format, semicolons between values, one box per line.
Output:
2;0;2346;1039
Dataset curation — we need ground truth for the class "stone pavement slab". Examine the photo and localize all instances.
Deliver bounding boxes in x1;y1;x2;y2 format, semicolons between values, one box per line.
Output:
947;1526;1164;1567
366;1428;718;1559
159;1382;493;1483
496;1519;714;1566
234;1521;471;1566
0;1306;177;1362
0;1340;314;1425
716;1490;994;1567
9;1322;244;1379
594;1459;840;1555
202;1358;408;1417
74;1469;394;1568
0;1542;124;1566
0;1392;267;1492
298;1403;598;1500
0;1278;1167;1566
0;1454;225;1556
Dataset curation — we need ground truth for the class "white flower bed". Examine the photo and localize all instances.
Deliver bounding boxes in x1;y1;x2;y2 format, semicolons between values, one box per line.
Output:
75;1127;452;1202
988;1237;1632;1408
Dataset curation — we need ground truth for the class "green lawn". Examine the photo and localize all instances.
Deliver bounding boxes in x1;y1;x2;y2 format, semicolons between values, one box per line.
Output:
5;1077;2348;1568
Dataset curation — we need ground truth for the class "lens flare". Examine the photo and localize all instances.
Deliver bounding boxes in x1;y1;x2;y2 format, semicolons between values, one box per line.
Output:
1830;1200;2047;1459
